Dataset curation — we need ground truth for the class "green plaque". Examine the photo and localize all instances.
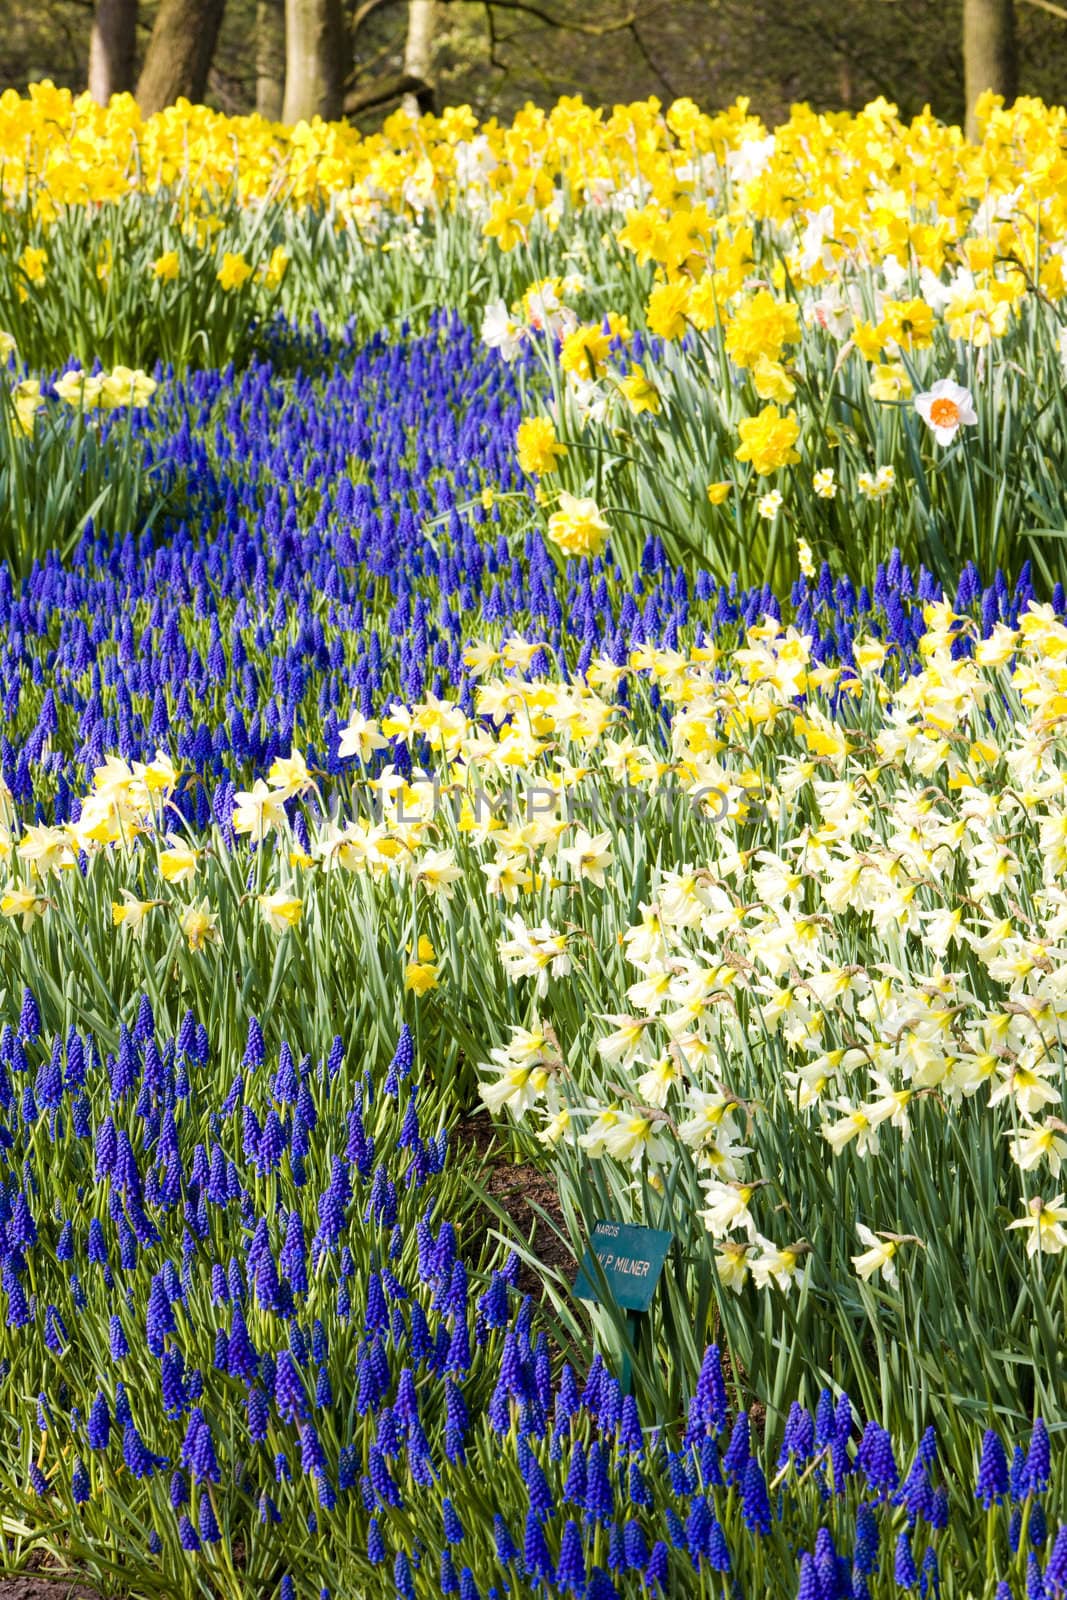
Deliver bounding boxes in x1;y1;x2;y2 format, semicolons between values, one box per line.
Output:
573;1219;672;1313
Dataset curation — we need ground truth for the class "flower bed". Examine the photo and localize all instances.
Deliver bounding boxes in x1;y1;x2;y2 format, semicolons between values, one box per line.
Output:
2;81;1067;1599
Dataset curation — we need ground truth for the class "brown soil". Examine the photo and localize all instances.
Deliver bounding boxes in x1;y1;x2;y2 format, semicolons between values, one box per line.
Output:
457;1112;577;1295
0;1580;98;1600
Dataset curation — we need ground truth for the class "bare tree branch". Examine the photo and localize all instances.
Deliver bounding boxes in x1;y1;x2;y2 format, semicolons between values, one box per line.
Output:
343;68;432;113
1019;0;1067;20
484;0;505;72
349;0;395;35
477;0;640;37
629;17;678;100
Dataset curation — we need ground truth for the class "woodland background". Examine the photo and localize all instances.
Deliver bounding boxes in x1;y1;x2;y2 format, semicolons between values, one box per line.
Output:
0;0;1065;135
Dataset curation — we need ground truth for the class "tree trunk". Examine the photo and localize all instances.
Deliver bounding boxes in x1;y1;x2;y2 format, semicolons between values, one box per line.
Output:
88;0;138;104
834;45;852;111
963;0;1017;138
401;0;436;118
256;0;286;118
136;0;227;114
283;0;347;123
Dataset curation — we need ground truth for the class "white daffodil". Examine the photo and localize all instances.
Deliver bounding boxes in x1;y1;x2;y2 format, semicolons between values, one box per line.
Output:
915;378;977;446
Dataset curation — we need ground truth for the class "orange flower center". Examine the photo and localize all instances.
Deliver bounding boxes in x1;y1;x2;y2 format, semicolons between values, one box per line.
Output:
929;396;960;428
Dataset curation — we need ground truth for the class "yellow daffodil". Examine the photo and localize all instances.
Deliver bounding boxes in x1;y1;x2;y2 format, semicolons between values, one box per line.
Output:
734;405;801;475
257;891;303;932
0;884;47;928
217;252;253;291
404;935;440;993
180;898;219;952
151;250;180;281
112;891;160;940
546;492;609;558
516;415;566;476
159;837;200;883
619;364;661;416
